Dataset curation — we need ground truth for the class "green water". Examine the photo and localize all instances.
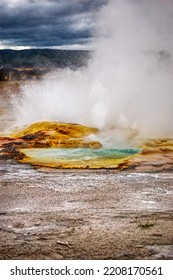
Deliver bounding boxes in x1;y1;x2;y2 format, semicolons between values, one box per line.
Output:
22;148;141;160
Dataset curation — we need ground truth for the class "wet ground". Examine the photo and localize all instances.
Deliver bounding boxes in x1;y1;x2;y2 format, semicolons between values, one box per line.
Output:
0;160;173;259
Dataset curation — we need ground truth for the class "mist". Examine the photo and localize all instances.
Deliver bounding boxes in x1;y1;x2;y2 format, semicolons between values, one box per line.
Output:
13;0;173;146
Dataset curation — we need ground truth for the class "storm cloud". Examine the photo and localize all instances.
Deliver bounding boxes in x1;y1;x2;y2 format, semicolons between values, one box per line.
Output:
0;0;106;49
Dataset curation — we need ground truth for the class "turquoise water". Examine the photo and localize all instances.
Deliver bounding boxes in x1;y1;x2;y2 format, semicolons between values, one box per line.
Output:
22;148;141;160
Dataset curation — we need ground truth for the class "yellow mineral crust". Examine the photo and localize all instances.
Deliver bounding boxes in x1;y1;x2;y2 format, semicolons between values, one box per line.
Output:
1;122;173;171
10;121;99;139
118;138;173;172
3;121;102;149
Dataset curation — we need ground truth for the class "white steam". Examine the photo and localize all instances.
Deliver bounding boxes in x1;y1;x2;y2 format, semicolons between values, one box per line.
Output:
13;0;173;144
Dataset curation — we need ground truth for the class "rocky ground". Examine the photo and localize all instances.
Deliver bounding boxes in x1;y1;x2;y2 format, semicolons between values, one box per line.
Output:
0;160;173;260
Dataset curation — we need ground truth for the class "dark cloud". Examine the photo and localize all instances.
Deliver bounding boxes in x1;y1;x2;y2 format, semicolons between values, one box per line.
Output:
0;0;106;49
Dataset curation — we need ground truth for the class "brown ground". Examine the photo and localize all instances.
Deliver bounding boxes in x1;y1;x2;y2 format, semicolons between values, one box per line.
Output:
0;160;173;260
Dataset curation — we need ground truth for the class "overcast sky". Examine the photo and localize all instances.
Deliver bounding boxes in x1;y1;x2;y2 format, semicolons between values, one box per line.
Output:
0;0;106;50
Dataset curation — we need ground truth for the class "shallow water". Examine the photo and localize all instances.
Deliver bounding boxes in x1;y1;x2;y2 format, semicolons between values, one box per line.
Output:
22;147;140;159
20;147;141;169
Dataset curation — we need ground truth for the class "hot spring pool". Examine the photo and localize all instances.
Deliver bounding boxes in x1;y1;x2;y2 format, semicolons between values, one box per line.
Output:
21;148;142;169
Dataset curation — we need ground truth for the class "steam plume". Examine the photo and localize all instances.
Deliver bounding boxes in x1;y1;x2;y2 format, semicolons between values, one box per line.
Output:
13;0;173;144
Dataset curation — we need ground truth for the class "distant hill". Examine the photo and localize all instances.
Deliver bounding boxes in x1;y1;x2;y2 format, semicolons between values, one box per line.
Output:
0;49;91;69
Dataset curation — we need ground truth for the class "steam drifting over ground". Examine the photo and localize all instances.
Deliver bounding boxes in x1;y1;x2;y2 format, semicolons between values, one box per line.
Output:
13;0;173;146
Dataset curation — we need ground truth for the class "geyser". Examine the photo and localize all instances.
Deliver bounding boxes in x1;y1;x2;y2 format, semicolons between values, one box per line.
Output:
12;0;173;145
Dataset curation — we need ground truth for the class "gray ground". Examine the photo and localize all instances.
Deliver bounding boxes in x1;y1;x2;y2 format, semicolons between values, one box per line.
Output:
0;160;173;259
